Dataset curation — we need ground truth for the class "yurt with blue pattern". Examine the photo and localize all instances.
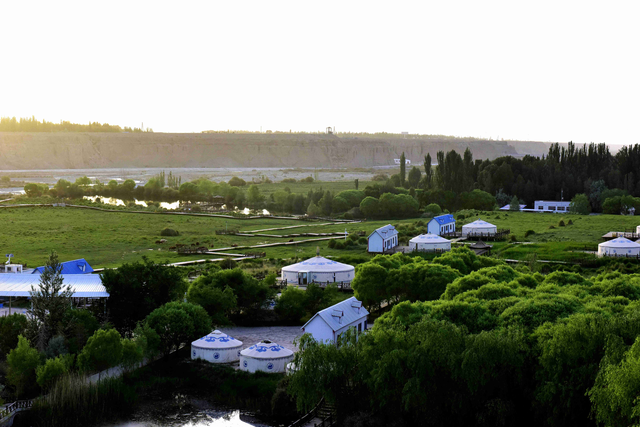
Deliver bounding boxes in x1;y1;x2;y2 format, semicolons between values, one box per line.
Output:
598;237;640;257
239;340;294;373
191;330;243;363
281;255;355;285
409;233;451;251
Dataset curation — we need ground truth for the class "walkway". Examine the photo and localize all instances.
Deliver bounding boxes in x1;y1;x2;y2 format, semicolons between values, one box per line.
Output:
222;326;303;353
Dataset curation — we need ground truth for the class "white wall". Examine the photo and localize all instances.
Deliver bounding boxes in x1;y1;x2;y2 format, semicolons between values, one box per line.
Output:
414;242;451;251
368;233;384;253
304;316;335;344
598;246;640;257
534;201;571;213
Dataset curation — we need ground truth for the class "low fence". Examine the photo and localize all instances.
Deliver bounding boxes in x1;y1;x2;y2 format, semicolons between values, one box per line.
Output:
277;280;352;290
443;229;511;241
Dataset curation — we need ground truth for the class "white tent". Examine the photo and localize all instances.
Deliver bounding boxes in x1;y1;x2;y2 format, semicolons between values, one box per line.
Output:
281;256;355;285
191;330;243;363
598;237;640;257
636;225;640;234
462;219;497;237
0;274;108;298
409;234;451;251
239;340;294;373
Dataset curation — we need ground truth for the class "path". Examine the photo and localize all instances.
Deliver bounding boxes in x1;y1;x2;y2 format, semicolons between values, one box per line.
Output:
245;222;359;233
209;235;347;252
222;326;303;353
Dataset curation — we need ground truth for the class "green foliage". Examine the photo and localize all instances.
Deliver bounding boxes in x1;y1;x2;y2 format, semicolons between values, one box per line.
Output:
425;203;442;216
36;355;71;391
524;229;535;238
186;279;237;325
144;301;212;356
63;309;99;354
101;257;188;336
7;335;41;397
0;313;27;360
569;193;591;214
228;176;247;187
509;195;521;211
77;329;123;373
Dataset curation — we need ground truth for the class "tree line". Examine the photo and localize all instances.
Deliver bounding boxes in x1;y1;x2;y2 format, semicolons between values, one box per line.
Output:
0;116;151;133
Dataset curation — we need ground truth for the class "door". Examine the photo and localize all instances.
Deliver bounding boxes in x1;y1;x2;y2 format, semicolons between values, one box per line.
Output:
298;272;308;285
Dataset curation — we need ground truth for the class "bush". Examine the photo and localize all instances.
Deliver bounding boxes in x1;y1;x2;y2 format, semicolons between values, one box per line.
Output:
558;219;566;227
300;176;314;183
77;329;123;374
220;258;237;269
524;230;536;238
358;237;367;245
510;234;517;242
548;225;556;229
348;233;359;241
7;335;41;397
160;228;179;236
36;355;71;391
568;219;573;225
372;173;389;181
334;240;346;249
327;239;336;249
281;178;297;183
425;203;442;216
228;176;247;186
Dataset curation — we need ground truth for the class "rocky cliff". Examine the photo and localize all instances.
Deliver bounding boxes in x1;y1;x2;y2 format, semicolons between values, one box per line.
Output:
0;132;552;170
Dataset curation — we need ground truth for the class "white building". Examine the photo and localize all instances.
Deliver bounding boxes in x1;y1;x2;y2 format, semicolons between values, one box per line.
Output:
499;204;526;211
239;340;294;373
598;237;640;257
409;234;451;252
534;200;571;213
281;254;355;285
426;214;456;236
191;330;243;364
462;219;497;237
301;297;369;345
636;225;640;234
367;224;398;253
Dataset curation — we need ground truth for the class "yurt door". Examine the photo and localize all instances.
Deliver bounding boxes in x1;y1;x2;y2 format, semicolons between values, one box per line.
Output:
298;272;308;285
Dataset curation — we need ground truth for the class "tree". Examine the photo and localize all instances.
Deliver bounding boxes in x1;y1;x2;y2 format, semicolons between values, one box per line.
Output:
29;251;73;351
186;280;237;325
6;335;41;397
355;178;359;190
36;355;70;391
319;191;334;216
101;257;188;336
63;309;99;354
307;201;321;217
275;287;308;324
77;329;123;374
425;203;442;216
24;183;43;197
0;313;27;361
569;193;591;214
509;195;521;211
400;152;407;187
144;302;211;356
352;263;389;309
408;166;422;188
228;176;247;187
246;185;264;209
423;153;433;189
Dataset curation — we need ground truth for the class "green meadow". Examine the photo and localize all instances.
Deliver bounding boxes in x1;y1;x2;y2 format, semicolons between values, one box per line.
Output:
1;205;639;268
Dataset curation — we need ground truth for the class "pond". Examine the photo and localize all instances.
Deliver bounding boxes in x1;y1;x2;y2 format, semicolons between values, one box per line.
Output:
106;408;272;427
82;196;270;215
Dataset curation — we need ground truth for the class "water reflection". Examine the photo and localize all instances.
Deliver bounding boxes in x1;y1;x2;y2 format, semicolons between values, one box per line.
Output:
83;196;270;215
108;409;270;427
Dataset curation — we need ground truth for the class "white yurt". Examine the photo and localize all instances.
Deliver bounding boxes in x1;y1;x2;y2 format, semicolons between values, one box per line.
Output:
191;330;243;363
636;225;640;234
409;234;451;251
281;253;355;285
462;219;497;237
598;237;640;257
239;340;294;373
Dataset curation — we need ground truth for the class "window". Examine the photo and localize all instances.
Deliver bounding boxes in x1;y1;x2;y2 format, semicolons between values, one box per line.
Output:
548;206;556;211
358;323;362;332
557;206;565;211
538;206;543;210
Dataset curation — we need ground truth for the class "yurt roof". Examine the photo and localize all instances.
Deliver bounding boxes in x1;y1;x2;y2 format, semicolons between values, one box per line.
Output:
281;256;354;273
191;330;243;349
409;233;450;244
469;240;492;249
241;341;294;359
462;219;496;229
599;237;640;248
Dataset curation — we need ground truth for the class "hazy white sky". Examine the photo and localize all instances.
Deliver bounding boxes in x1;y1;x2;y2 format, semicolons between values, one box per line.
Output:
1;1;638;144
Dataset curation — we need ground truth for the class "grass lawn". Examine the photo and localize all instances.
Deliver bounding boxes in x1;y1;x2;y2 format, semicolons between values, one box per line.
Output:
2;206;639;269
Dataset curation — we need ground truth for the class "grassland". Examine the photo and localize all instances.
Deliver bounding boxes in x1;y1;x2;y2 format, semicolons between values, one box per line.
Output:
2;205;640;269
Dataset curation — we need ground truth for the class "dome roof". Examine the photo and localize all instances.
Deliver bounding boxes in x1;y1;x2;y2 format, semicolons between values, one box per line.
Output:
191;330;243;350
599;237;640;248
463;219;496;229
281;256;354;273
409;233;450;244
240;340;294;359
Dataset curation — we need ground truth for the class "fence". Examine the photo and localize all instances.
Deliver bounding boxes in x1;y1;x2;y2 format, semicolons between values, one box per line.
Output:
277;279;352;290
0;400;33;425
443;229;511;241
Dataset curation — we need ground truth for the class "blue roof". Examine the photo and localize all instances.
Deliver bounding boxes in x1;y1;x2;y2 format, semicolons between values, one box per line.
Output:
32;259;94;275
302;296;369;333
368;224;398;239
430;214;455;225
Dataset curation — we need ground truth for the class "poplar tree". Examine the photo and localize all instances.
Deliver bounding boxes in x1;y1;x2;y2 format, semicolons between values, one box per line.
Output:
400;152;406;187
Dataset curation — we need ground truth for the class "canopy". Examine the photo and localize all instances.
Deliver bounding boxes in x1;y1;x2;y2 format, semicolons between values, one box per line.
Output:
409;234;450;244
0;274;108;298
240;341;294;359
191;330;242;350
282;256;354;273
463;219;496;229
599;237;640;248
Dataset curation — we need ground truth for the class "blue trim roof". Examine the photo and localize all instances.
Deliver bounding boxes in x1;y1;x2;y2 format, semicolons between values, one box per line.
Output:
32;259;94;275
368;224;398;240
430;214;455;225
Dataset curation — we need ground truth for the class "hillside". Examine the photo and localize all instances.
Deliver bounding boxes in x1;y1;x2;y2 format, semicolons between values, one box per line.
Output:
0;132;552;170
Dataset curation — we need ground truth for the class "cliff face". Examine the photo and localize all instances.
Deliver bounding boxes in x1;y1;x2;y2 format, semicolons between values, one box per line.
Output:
0;132;551;170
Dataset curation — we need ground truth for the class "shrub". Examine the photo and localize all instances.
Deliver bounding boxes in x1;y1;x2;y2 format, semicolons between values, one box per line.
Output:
558;219;566;227
300;176;314;183
334;240;346;249
372;173;389;181
36;355;71;391
77;329;123;374
568;219;574;225
327;239;336;249
7;335;41;397
220;258;237;269
228;176;247;187
348;233;359;241
425;203;442;216
510;234;517;242
524;230;536;238
358;237;367;245
160;228;179;236
281;178;297;183
548;225;556;229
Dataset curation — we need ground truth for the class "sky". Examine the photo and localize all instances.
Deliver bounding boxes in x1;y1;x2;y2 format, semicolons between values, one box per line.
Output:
1;1;639;145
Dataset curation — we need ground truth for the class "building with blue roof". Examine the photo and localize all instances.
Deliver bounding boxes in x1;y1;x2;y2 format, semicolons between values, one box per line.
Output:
32;258;94;275
302;296;369;344
427;214;456;236
367;224;399;253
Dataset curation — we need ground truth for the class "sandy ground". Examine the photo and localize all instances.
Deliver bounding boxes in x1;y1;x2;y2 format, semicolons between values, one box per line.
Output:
222;326;304;353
